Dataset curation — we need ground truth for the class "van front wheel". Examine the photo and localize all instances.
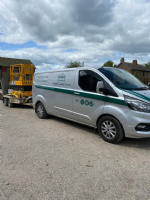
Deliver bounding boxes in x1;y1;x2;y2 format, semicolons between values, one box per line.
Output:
98;116;124;144
36;102;48;119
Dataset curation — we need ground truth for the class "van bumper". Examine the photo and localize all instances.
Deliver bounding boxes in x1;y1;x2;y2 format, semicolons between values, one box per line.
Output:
126;131;150;138
119;110;150;139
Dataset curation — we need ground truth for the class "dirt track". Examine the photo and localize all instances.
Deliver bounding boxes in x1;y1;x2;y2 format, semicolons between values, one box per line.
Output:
1;101;150;200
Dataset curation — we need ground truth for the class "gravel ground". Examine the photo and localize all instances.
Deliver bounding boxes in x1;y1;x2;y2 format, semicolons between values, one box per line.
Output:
1;101;150;200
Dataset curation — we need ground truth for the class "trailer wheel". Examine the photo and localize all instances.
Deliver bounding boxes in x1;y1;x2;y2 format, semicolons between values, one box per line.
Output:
36;102;48;119
8;99;14;108
3;98;8;106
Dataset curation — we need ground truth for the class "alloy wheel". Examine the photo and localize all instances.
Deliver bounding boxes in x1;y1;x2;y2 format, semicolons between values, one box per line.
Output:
37;105;44;118
101;120;117;139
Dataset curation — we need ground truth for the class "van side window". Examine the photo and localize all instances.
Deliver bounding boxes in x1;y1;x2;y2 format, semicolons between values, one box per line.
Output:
79;70;103;92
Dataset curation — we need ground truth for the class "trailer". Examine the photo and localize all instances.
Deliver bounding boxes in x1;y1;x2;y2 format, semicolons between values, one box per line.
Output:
3;95;32;107
2;63;34;107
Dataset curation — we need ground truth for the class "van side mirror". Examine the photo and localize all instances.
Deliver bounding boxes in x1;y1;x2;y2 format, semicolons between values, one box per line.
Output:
96;81;118;97
96;81;106;94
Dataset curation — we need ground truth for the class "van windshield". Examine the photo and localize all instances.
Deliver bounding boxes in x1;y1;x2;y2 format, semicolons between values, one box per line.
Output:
98;68;147;90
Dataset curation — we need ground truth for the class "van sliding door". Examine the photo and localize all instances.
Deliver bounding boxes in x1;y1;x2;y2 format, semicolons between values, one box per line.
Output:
53;70;75;119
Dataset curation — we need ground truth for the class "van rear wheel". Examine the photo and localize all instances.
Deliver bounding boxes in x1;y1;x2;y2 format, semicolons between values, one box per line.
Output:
36;102;48;119
98;116;124;144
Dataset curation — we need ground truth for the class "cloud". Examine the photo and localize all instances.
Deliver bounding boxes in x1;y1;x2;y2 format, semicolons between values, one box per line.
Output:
0;0;150;70
70;0;115;26
109;0;150;53
0;0;115;44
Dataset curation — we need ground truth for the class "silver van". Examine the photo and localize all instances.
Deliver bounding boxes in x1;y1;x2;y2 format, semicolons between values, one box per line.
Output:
32;67;150;143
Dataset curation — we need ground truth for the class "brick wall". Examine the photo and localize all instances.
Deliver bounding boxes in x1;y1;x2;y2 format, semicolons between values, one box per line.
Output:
118;63;133;74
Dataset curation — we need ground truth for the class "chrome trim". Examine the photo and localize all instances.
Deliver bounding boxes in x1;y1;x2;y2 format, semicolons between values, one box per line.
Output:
50;112;96;128
74;92;80;95
54;106;91;121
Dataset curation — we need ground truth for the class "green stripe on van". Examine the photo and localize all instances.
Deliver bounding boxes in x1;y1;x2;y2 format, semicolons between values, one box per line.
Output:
35;85;127;106
121;89;150;103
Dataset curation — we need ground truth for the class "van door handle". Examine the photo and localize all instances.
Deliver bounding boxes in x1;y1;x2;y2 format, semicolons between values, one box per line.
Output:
74;92;80;95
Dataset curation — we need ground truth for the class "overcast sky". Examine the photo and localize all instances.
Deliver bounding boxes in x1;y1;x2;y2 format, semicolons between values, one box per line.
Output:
0;0;150;71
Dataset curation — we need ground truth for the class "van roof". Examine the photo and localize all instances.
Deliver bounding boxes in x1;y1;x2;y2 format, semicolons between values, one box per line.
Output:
35;66;126;74
35;66;101;74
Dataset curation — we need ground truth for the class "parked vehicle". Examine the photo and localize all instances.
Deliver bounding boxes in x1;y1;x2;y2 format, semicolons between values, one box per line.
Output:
3;63;34;107
32;67;150;143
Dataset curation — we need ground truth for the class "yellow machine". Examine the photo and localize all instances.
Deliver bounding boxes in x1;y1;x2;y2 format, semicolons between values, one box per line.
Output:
3;63;34;107
10;64;34;98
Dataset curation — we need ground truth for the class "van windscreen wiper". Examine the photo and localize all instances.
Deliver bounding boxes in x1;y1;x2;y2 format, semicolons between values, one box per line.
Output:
133;87;148;90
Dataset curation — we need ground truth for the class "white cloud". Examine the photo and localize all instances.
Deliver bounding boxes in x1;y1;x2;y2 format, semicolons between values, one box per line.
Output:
0;0;150;70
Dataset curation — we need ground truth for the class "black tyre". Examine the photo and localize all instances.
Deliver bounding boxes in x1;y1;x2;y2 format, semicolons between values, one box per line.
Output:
98;116;124;144
36;102;48;119
3;98;8;106
8;99;14;108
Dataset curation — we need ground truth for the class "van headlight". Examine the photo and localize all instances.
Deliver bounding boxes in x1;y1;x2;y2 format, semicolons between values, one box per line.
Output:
124;95;150;113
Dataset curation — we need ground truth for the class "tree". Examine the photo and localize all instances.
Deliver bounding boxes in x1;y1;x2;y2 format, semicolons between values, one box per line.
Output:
145;61;150;69
103;60;117;68
65;61;83;68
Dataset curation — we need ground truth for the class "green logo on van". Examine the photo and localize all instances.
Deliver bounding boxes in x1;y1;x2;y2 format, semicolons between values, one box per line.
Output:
89;101;93;107
80;99;85;105
85;100;89;106
80;99;93;107
58;73;66;82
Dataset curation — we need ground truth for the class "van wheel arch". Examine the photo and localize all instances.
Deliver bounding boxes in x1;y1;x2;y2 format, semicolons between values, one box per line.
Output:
97;114;123;128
